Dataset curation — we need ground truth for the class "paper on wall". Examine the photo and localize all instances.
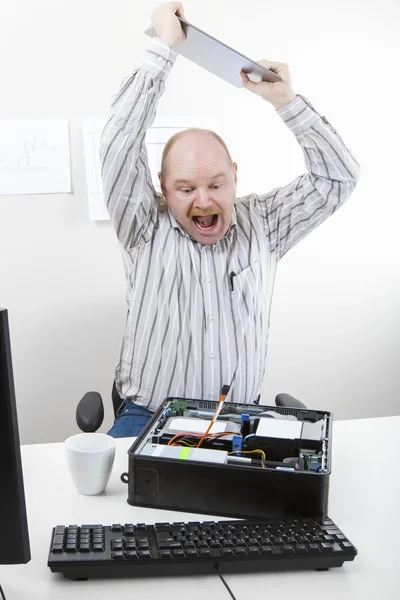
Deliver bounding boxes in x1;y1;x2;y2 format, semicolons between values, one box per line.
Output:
0;120;71;195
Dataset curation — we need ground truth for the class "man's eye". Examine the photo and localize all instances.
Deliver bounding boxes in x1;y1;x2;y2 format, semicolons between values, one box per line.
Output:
182;189;193;194
212;184;222;189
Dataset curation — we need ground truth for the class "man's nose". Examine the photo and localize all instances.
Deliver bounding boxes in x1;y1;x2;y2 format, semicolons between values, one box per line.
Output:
194;188;212;209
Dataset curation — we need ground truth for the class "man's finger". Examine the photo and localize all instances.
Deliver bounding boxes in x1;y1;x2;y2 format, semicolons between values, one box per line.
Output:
240;71;258;91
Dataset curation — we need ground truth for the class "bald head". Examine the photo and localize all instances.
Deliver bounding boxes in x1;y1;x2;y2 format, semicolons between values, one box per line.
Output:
160;128;234;184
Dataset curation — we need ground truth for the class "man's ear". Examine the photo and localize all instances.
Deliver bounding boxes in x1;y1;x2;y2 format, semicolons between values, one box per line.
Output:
233;162;238;185
158;172;166;196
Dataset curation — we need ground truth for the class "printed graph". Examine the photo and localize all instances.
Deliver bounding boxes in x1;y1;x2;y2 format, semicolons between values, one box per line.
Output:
0;120;71;195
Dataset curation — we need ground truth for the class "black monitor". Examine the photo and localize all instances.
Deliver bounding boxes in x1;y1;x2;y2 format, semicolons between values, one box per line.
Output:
0;308;31;565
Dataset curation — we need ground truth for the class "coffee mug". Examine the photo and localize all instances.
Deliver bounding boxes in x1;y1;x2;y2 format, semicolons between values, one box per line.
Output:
65;433;116;495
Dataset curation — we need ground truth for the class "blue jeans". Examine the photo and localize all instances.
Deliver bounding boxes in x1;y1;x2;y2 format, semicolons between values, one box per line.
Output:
107;400;153;438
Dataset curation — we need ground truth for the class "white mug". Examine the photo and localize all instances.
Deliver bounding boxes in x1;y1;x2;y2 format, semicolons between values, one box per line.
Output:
65;433;116;495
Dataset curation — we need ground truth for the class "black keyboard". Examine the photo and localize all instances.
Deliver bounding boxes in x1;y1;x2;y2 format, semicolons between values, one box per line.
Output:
48;517;357;580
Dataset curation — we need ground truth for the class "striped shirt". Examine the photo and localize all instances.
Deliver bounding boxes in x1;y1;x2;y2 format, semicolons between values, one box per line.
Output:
100;37;361;412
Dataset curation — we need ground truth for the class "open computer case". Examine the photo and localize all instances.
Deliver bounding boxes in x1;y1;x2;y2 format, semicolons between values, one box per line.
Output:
124;397;332;520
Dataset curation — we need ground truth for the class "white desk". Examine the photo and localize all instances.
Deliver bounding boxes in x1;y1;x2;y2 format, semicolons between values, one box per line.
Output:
1;416;400;599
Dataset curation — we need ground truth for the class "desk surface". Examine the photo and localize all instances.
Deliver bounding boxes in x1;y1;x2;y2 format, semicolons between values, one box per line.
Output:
1;416;400;599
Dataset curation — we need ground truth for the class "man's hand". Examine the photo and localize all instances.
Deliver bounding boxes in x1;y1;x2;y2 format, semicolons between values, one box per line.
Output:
151;2;186;48
240;60;296;110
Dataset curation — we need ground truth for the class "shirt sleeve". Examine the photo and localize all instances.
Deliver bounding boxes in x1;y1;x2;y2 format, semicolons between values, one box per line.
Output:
99;38;179;250
256;94;361;259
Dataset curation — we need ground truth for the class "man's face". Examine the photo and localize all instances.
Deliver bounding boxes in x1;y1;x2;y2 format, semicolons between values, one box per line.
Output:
158;132;238;245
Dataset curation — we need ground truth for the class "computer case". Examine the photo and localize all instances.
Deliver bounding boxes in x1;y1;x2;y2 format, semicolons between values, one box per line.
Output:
125;397;332;520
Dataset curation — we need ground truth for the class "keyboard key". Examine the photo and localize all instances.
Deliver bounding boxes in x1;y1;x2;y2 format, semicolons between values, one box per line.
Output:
53;534;64;546
125;551;138;559
111;551;124;560
111;524;122;532
55;526;65;536
124;525;135;536
125;542;136;551
92;544;104;552
320;543;333;552
261;546;274;555
341;542;354;550
156;532;174;542
138;550;152;559
111;541;123;551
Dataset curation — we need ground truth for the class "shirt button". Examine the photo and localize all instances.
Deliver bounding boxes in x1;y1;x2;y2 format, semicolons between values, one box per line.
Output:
209;392;214;397
205;277;211;283
208;315;213;321
158;56;164;62
209;353;215;359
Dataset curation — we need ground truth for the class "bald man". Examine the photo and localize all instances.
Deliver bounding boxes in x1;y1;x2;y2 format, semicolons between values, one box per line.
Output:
101;2;360;438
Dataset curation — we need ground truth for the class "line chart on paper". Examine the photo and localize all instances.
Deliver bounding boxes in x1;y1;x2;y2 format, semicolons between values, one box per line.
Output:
0;120;71;195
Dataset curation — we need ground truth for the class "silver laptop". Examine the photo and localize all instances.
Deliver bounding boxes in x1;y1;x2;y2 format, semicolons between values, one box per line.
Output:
144;17;282;88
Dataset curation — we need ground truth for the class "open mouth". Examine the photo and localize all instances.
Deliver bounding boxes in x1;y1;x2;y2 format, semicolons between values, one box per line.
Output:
192;214;218;233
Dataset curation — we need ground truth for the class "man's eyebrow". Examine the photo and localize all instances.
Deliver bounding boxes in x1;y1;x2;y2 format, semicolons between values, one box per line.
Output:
174;172;227;185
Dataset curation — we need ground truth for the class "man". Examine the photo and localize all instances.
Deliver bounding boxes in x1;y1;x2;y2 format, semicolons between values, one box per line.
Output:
101;2;360;438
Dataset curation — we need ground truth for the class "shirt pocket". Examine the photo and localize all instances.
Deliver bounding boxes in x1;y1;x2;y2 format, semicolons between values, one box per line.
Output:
231;261;261;293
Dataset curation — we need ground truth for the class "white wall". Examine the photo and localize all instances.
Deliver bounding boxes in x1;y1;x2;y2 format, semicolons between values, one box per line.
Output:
1;0;399;444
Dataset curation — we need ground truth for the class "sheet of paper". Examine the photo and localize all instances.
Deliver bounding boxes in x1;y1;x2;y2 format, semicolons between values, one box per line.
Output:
82;116;221;221
81;119;109;220
0;120;71;195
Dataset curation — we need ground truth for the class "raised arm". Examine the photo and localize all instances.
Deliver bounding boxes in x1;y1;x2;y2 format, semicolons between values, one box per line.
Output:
240;61;361;259
99;2;186;250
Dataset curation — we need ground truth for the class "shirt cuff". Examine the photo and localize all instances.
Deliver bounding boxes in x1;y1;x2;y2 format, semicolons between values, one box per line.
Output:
276;94;325;136
140;37;179;81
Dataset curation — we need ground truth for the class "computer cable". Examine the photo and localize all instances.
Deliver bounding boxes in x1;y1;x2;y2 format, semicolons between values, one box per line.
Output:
216;565;237;600
0;584;6;600
228;449;266;467
196;384;231;447
168;431;241;447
